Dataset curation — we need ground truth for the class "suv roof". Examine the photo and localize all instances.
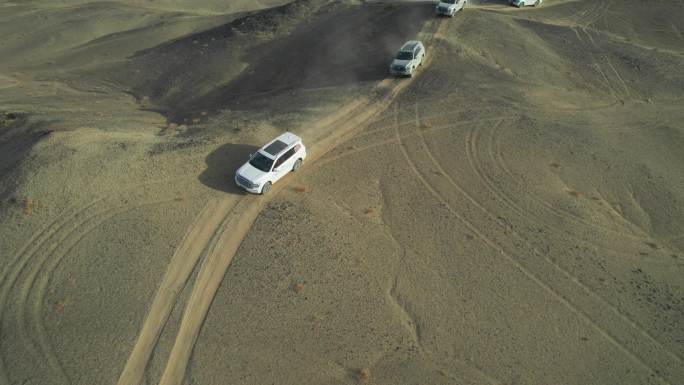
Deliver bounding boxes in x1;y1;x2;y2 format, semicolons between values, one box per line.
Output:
259;132;302;158
401;40;422;52
263;140;288;156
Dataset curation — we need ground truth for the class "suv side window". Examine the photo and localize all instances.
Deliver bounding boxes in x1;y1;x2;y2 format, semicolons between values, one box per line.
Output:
274;148;295;169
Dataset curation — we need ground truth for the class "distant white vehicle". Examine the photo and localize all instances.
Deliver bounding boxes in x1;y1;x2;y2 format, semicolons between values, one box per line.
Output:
436;0;466;17
389;40;425;78
234;132;307;194
509;0;542;7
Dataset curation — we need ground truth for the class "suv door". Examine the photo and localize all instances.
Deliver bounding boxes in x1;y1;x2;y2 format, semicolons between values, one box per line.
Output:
272;147;296;182
281;147;297;170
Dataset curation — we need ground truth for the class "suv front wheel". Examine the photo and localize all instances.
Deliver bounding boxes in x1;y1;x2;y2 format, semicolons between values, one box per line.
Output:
261;182;272;195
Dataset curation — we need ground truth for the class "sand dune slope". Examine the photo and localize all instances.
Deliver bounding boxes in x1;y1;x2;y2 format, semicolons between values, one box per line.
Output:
0;1;682;385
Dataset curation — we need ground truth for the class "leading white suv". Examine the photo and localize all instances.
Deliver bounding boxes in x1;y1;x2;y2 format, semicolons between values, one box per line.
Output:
510;0;542;7
389;40;425;78
235;132;307;194
436;0;466;17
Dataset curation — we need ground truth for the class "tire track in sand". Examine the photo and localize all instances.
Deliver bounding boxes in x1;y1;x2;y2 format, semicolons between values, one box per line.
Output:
394;103;502;385
117;197;238;385
0;199;103;384
465;118;642;256
488;120;650;239
17;204;122;384
3;181;193;384
1;209;72;385
21;197;184;385
400;104;682;383
0;176;193;384
479;117;684;360
149;18;449;385
486;119;645;238
572;2;635;103
410;107;682;383
311;113;507;171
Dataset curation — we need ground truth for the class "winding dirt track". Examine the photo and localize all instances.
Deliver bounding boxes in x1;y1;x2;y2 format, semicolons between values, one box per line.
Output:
116;197;239;385
118;16;448;385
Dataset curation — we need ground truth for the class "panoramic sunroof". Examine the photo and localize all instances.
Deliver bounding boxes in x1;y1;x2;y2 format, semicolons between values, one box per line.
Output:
263;140;288;156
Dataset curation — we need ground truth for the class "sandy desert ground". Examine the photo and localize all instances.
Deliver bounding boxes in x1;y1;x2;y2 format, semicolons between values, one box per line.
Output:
0;0;683;384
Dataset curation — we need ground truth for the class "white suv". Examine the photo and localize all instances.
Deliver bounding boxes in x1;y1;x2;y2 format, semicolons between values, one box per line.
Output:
436;0;466;17
235;132;307;194
389;40;425;78
509;0;542;7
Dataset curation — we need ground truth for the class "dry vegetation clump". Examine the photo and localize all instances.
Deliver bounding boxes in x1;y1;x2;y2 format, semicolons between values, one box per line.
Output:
2;112;17;126
550;162;561;169
568;190;583;199
54;297;72;313
1;112;25;126
140;96;151;108
358;368;370;383
293;282;305;294
363;207;375;214
294;185;307;193
23;199;35;215
420;120;432;129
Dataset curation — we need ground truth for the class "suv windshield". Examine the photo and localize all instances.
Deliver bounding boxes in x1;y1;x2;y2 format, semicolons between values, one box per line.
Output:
442;0;456;4
249;152;274;172
397;51;413;60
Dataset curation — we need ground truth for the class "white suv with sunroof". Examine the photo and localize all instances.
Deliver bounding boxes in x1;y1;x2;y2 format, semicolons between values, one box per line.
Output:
436;0;466;17
235;132;307;194
389;40;425;77
510;0;542;7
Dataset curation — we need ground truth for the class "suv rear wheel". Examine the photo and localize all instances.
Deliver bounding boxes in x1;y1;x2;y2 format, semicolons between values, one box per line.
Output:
292;158;302;172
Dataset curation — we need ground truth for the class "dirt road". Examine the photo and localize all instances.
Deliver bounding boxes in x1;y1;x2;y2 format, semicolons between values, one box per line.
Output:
118;15;448;385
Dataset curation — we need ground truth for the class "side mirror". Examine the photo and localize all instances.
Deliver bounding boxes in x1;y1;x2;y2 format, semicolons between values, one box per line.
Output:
248;153;253;159
272;167;280;173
